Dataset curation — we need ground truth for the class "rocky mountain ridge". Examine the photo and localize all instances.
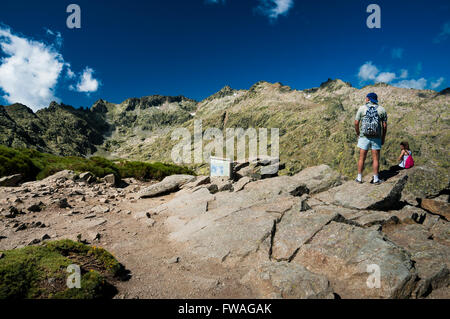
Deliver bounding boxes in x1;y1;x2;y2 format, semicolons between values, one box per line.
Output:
1;79;449;198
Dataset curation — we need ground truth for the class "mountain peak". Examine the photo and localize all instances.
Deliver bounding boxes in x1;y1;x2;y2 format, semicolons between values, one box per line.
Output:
4;103;35;114
46;101;76;112
91;99;109;113
204;85;236;101
319;78;352;90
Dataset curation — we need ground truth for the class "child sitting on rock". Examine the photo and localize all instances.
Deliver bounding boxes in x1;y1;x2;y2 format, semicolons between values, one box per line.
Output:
392;141;414;170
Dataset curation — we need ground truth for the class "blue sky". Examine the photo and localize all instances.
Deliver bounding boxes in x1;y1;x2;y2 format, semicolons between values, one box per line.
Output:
0;0;449;110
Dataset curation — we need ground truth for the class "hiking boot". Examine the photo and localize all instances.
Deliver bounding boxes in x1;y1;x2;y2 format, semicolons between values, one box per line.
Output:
370;179;383;185
355;178;363;184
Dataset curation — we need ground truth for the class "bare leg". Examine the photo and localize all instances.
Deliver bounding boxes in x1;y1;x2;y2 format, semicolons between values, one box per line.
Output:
371;149;380;176
358;149;368;174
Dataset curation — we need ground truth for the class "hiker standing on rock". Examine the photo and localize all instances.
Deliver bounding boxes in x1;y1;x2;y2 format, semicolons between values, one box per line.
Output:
354;92;388;184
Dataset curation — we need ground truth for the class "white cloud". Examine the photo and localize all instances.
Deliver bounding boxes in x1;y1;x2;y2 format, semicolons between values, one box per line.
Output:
0;25;100;111
65;63;75;79
75;67;100;93
357;61;443;90
392;78;427;90
358;62;397;84
434;21;450;43
257;0;294;20
391;48;403;59
430;77;445;89
0;27;64;111
376;72;396;83
358;61;379;81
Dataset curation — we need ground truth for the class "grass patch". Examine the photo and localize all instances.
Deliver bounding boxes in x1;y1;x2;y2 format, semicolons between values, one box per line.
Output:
0;240;124;299
0;145;194;182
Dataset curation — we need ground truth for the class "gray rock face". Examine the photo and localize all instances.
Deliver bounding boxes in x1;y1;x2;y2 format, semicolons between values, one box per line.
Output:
383;223;450;298
244;176;309;198
210;177;233;192
292;222;417;298
236;164;268;180
292;165;343;194
429;220;450;246
351;211;400;228
233;157;283;180
104;174;119;186
233;176;252;192
164;187;300;264
271;208;343;261
241;261;335;299
139;175;195;198
314;173;408;210
420;198;450;220
181;176;210;189
79;172;95;183
0;174;22;187
166;191;279;262
40;170;76;184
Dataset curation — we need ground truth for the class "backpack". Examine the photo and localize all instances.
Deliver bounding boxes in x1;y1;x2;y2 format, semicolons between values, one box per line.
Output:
404;152;414;169
361;104;381;137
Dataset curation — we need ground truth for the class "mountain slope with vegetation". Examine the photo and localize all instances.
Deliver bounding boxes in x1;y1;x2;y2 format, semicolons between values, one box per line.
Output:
0;79;448;196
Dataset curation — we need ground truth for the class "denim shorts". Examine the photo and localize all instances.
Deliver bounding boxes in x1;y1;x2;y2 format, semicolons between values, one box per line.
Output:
357;136;382;151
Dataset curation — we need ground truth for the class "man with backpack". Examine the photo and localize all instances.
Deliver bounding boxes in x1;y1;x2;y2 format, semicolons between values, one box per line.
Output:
354;92;388;184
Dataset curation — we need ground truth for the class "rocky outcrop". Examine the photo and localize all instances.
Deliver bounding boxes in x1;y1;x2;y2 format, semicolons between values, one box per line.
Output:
243;176;309;197
210;177;233;193
79;172;96;184
41;170;76;183
104;174;120;187
147;165;448;298
383;224;450;298
314;172;408;210
241;261;335;299
291;164;343;194
292;222;418;298
429;220;450;246
139;175;195;198
233;176;252;192
1;163;448;299
271;208;343;261
165;188;285;263
420;198;450;220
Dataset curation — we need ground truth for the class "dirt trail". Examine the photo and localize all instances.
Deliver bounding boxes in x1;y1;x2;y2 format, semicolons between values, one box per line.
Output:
103;195;254;299
0;179;254;299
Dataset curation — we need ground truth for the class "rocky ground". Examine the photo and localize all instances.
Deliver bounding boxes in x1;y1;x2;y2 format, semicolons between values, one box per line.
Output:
0;164;449;299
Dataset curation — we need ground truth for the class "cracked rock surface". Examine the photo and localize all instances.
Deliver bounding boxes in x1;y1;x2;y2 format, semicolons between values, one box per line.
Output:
1;165;449;299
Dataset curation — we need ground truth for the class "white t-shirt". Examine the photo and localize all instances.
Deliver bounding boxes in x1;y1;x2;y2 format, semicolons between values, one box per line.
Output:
399;150;412;168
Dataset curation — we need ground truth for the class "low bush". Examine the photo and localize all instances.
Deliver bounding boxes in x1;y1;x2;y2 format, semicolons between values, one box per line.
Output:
0;145;194;182
0;240;122;299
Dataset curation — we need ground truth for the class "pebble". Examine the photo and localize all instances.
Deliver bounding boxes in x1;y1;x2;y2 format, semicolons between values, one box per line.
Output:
167;256;180;264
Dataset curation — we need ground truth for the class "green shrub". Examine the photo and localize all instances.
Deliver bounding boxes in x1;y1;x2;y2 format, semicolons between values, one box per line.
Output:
0;145;40;181
46;240;122;276
0;145;193;182
0;240;122;299
117;160;194;181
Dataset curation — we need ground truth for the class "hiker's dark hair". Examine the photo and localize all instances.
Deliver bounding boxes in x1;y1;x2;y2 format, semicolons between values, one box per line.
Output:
400;141;410;150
